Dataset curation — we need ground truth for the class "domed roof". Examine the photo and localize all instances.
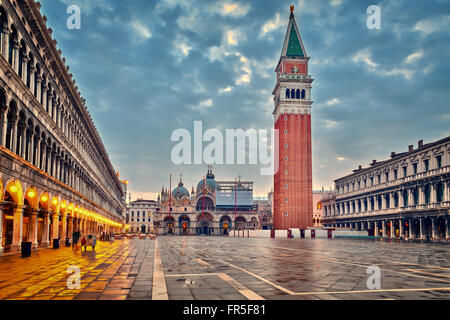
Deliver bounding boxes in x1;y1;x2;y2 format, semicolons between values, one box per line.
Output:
196;168;217;194
172;180;190;199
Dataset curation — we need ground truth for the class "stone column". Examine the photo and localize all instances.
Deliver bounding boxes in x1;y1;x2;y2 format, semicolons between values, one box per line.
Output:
399;219;404;239
1;27;10;60
13;42;19;73
19;124;26;158
68;217;74;238
408;219;414;239
419;186;424;205
35;75;42;104
11;117;18;154
40;143;47;171
61;214;68;240
29;212;38;250
382;220;386;238
419;218;424;240
52;213;59;241
431;217;436;239
21;55;29;84
446;218;450;240
35;137;41;168
28;130;34;163
42;85;48;111
443;181;449;202
0;106;7;147
29;65;36;94
41;212;50;248
390;220;395;238
11;205;24;253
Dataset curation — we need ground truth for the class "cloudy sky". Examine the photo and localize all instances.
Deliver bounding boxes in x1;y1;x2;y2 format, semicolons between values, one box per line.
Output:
39;0;450;200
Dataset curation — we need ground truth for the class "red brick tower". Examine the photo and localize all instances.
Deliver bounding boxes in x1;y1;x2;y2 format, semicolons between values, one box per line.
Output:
273;6;313;231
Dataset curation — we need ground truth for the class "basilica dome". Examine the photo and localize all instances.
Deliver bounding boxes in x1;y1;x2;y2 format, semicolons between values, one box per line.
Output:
172;181;190;199
196;168;217;194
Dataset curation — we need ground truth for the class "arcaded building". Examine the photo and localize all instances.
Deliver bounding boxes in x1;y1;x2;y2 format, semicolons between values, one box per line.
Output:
322;137;450;240
0;0;125;254
273;6;313;230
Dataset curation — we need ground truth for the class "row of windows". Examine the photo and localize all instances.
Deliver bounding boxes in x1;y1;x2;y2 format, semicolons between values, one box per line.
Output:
326;183;445;216
339;155;444;194
131;218;151;222
285;88;306;99
0;5;120;196
130;211;151;216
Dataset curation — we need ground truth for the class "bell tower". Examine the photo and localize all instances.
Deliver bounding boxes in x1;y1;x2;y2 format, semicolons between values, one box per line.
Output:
273;6;313;231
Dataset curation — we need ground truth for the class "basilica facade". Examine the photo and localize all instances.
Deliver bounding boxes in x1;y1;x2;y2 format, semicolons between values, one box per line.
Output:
0;0;125;254
153;168;259;236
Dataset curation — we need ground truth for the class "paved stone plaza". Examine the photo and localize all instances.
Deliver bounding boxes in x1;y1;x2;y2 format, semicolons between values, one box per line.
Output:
0;237;449;300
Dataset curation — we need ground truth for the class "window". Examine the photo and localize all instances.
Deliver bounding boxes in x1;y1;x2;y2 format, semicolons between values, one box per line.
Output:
385;172;389;182
284;143;288;148
284;157;288;162
436;155;442;169
370;177;374;186
284;184;288;189
358;181;361;189
301;89;306;99
363;179;367;188
402;166;407;177
424;159;429;172
296;89;300;99
413;163;418;175
285;89;290;99
285;198;288;203
291;89;295;98
285;212;288;217
377;175;381;184
284;130;288;134
394;169;398;180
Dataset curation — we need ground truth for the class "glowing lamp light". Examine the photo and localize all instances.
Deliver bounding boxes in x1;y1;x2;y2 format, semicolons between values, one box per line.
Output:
9;185;18;193
61;203;67;209
27;190;36;199
41;195;48;202
68;205;73;211
52;199;58;206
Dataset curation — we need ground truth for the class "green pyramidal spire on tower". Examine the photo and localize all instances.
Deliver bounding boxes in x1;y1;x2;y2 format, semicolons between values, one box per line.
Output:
286;24;304;57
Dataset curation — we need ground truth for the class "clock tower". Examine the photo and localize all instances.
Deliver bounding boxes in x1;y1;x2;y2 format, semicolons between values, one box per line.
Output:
273;6;313;231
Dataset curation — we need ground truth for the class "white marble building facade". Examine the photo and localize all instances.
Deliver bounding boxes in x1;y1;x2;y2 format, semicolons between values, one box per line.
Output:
322;137;450;240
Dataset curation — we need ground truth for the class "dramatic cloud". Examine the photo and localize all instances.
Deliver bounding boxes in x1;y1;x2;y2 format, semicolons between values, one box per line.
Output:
40;0;450;199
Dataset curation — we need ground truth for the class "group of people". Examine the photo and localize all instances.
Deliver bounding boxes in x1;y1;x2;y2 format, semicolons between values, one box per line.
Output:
71;231;98;251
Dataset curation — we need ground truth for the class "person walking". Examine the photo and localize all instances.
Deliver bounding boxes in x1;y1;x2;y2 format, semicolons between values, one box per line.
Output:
92;235;97;251
81;236;87;251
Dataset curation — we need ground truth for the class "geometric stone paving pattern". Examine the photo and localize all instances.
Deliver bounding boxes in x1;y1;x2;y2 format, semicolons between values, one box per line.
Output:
0;236;449;300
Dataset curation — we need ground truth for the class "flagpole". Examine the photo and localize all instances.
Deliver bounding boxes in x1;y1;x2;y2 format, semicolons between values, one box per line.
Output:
235;177;237;220
202;176;206;220
169;174;172;218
